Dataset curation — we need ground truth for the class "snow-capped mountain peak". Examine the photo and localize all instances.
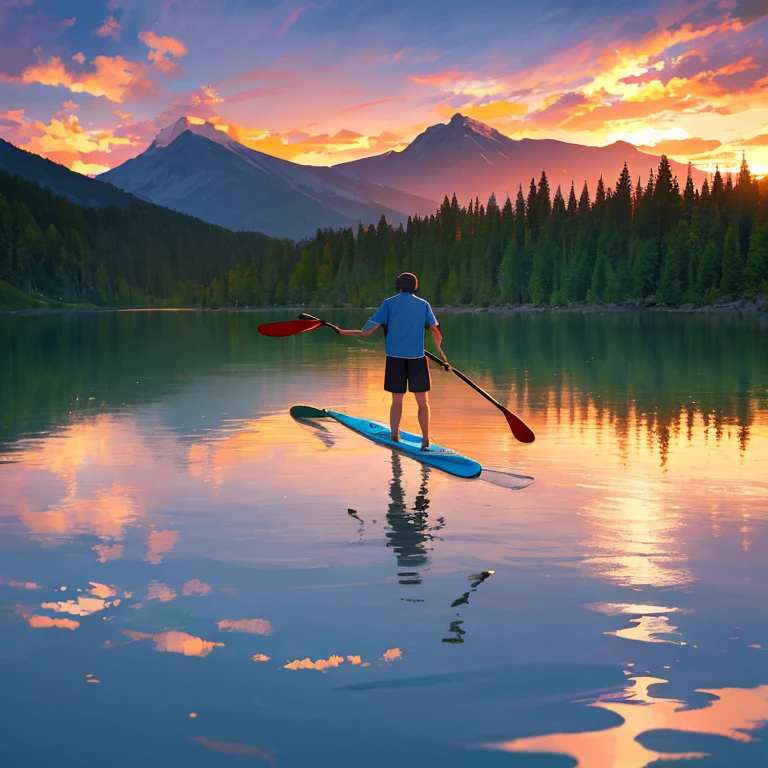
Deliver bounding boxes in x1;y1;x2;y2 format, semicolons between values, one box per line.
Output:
153;117;232;150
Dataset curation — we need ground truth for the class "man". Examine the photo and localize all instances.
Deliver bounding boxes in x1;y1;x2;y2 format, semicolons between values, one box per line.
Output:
337;272;449;450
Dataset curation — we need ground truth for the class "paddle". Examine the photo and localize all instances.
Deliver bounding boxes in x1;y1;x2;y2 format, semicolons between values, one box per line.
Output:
257;318;322;337
290;405;329;419
423;349;535;443
261;313;535;444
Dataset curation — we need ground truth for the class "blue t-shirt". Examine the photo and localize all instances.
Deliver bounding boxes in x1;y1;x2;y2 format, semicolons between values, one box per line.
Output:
364;292;437;359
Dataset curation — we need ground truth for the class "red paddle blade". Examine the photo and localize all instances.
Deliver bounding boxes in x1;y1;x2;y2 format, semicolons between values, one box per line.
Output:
257;319;321;337
503;408;535;443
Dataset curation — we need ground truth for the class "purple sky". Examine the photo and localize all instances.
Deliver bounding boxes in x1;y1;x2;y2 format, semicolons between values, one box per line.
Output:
1;0;767;174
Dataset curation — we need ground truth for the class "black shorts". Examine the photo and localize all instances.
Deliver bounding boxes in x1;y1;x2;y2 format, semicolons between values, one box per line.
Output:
384;356;431;394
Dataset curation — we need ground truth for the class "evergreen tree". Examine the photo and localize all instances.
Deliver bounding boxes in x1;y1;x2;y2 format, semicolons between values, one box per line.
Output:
526;178;540;242
720;226;743;296
745;223;768;292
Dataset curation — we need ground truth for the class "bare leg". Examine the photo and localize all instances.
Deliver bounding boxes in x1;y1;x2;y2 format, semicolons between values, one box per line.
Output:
390;393;404;441
415;391;431;449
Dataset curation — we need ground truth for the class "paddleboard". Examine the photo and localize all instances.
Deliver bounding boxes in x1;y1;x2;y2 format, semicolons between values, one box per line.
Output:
290;406;482;479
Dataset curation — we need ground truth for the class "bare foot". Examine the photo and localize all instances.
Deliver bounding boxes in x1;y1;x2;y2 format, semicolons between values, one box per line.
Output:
391;432;400;442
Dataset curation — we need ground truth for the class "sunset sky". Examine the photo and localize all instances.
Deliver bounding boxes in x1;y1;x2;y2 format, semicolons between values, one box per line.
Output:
1;0;768;176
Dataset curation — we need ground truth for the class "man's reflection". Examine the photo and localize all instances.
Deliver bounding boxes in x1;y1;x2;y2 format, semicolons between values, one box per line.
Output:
385;454;443;586
381;453;492;644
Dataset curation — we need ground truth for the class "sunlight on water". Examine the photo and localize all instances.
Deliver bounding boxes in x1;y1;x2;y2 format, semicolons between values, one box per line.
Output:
483;676;768;767
1;310;767;766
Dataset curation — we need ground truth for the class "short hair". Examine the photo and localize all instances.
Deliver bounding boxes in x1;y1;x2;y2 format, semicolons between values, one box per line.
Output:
395;272;418;292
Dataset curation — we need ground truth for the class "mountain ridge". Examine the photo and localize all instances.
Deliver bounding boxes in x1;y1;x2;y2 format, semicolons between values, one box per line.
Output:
100;118;439;239
0;138;138;209
334;112;705;204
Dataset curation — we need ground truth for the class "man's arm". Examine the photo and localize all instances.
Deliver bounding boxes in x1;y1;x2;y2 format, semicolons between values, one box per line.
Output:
429;324;450;368
337;324;380;338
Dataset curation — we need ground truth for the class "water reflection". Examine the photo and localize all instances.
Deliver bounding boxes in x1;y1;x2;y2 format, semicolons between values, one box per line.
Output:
483;676;768;768
182;579;211;596
580;484;693;589
442;571;495;645
192;736;275;766
284;647;403;672
0;311;767;765
145;527;180;565
586;603;687;645
18;610;79;630
217;619;274;635
385;456;436;586
119;629;225;658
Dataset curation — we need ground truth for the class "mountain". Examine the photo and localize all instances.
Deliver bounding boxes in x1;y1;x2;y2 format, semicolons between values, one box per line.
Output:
100;118;438;240
0;138;136;209
333;113;706;204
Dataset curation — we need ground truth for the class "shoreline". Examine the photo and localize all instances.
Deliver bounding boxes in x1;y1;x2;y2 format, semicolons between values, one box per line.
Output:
2;295;767;317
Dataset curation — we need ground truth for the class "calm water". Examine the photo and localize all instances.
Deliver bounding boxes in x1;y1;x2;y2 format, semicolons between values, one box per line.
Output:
1;309;768;768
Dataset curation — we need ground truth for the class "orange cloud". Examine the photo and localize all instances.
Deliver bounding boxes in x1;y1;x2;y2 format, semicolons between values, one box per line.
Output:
23;115;132;158
217;618;274;635
460;100;528;122
595;17;744;82
251;653;270;662
70;160;112;176
94;15;120;41
138;31;188;74
0;108;24;126
19;55;149;103
639;137;723;156
743;132;768;147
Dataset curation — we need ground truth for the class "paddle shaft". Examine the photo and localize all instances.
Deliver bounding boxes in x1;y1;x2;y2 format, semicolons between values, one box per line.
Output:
424;350;498;407
297;312;340;334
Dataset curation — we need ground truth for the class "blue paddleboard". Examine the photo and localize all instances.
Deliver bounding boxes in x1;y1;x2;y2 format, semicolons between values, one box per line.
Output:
326;409;482;479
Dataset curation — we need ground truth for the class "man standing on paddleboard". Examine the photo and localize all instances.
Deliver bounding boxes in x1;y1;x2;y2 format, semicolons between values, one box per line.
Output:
337;272;449;450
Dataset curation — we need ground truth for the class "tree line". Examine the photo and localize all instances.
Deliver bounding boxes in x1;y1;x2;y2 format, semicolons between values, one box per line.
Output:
1;154;767;309
3;310;764;460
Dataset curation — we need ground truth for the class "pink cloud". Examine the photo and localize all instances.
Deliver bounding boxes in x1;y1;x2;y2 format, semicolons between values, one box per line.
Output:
338;97;405;114
94;15;120;42
138;30;188;74
274;3;316;37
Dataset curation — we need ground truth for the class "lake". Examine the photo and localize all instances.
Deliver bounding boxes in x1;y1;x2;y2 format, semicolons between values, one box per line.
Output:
1;309;767;768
